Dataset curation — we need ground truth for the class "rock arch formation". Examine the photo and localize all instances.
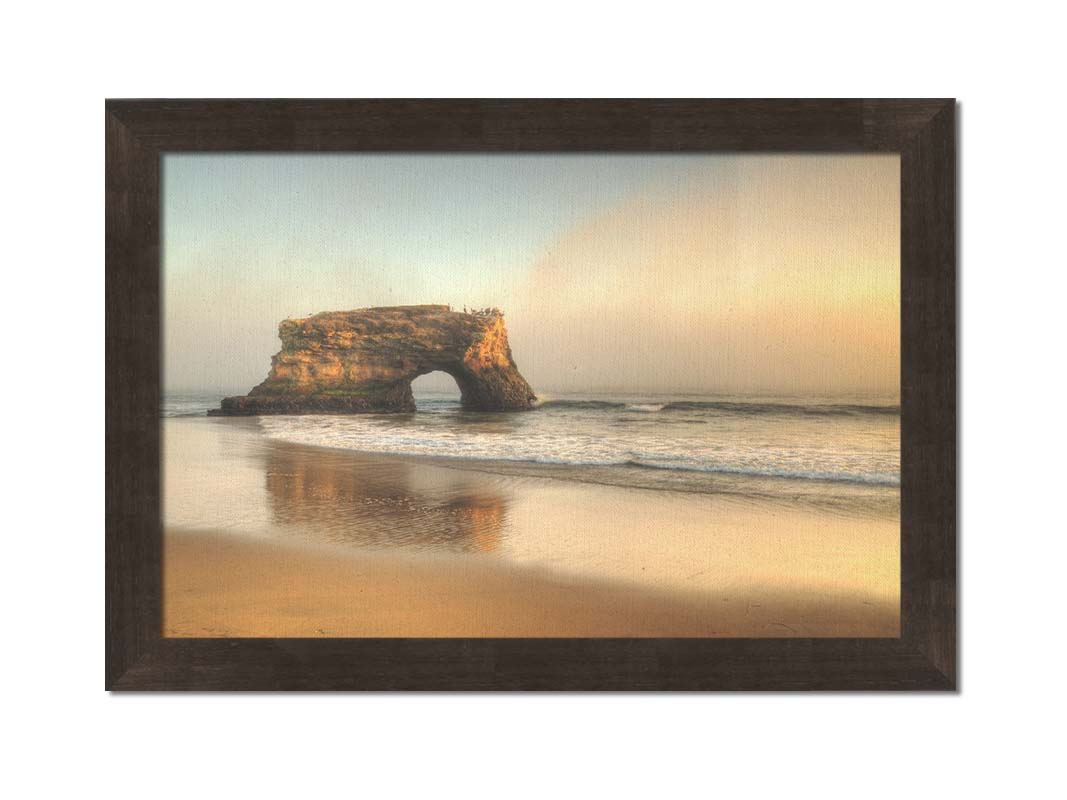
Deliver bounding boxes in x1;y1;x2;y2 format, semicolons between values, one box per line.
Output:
213;305;536;415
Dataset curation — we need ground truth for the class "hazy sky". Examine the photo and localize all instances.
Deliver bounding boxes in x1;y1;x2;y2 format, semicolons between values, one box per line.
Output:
163;153;899;397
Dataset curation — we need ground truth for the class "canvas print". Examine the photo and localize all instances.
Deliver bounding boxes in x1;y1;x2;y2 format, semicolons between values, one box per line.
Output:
162;153;900;637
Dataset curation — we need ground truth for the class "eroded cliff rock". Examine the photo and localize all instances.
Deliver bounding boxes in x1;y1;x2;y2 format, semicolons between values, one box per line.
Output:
212;305;536;415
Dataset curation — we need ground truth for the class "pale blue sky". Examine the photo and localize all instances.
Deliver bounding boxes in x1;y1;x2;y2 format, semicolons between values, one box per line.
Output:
163;153;899;396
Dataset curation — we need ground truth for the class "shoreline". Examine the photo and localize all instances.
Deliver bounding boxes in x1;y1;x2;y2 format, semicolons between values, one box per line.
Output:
163;417;900;637
182;413;901;519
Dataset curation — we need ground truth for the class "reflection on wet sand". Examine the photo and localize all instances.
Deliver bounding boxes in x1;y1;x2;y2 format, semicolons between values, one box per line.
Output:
262;444;508;553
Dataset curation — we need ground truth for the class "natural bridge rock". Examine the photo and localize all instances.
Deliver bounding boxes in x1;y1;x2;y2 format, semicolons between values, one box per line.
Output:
212;305;537;415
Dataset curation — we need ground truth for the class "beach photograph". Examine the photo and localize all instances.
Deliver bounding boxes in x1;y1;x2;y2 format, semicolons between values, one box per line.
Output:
162;152;900;638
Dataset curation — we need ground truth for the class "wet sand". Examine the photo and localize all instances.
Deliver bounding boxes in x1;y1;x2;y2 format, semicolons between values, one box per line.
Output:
163;417;899;637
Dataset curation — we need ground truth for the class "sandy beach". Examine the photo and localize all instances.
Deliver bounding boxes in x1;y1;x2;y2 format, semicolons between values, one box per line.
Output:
163;417;899;637
164;527;896;637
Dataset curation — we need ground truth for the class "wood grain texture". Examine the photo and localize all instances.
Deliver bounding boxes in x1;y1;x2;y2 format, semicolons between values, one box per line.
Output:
105;99;957;691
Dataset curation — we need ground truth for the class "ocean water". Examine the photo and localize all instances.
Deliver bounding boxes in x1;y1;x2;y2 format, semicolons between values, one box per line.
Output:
163;390;899;514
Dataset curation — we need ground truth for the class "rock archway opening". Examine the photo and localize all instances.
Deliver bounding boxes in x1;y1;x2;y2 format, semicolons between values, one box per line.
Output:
411;371;463;412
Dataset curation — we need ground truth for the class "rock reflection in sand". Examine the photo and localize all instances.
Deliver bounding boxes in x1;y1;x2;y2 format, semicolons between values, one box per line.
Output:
262;444;508;554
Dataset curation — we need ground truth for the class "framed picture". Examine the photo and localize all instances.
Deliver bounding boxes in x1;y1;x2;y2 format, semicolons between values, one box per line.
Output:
106;99;955;690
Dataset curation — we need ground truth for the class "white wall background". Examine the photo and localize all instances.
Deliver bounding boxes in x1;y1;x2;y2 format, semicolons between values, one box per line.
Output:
3;2;1064;798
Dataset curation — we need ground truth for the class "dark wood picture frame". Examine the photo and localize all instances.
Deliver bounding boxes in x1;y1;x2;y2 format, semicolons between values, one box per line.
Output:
106;99;956;691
